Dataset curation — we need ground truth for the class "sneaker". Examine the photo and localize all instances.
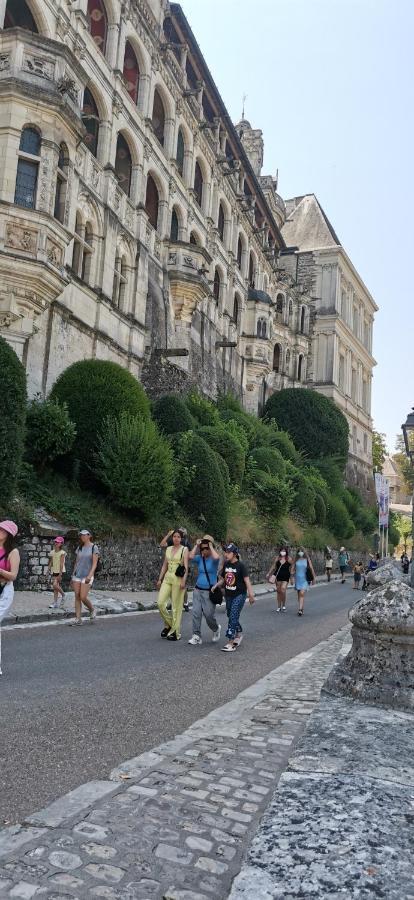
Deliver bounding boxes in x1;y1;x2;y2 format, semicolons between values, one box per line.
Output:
282;606;286;612
212;624;221;643
49;602;58;609
68;618;82;626
166;631;181;641
183;603;190;612
188;634;202;645
89;609;97;623
221;642;237;652
276;608;281;613
233;633;243;647
298;610;303;616
161;627;170;638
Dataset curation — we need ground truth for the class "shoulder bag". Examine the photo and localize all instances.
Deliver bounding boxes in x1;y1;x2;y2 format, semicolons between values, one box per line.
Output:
175;547;186;579
202;556;222;605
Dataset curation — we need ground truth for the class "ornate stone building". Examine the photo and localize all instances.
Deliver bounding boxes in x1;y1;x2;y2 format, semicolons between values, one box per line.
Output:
0;0;376;489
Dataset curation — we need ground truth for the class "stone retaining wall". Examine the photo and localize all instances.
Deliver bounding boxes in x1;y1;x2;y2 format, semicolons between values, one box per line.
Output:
16;537;364;592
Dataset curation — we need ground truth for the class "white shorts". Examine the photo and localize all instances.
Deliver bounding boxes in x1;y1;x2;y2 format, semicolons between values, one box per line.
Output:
72;577;94;586
0;582;14;623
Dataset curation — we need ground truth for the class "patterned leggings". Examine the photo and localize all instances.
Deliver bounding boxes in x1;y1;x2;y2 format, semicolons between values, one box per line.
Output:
225;593;246;640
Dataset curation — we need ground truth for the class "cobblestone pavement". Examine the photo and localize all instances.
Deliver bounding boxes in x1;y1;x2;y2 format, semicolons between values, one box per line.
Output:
0;627;350;899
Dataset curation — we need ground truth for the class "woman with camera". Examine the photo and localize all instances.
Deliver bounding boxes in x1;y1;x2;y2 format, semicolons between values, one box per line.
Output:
157;528;189;641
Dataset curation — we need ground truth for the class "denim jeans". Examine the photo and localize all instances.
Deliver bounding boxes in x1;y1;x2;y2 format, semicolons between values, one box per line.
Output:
225;592;246;640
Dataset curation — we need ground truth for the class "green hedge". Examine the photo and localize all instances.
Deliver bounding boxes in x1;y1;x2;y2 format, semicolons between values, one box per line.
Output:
185;392;220;427
172;432;227;538
198;425;246;485
265;429;301;464
248;470;292;520
26;398;76;471
263;388;349;464
288;468;317;523
248;446;286;479
95;413;173;519
314;493;327;526
0;337;26;505
50;360;150;465
219;409;258;447
152;394;194;435
326;495;355;540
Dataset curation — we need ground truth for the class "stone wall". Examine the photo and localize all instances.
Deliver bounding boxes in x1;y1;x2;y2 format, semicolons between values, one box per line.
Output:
16;536;362;592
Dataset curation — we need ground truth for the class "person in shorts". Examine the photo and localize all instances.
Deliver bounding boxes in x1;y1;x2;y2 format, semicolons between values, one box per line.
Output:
338;547;349;583
48;536;66;609
212;544;255;653
353;561;363;590
69;529;100;626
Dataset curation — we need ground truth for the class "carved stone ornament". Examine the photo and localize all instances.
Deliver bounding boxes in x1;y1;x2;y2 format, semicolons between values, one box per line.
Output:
5;223;38;254
151;52;160;72
0;313;16;328
112;94;123;118
22;53;54;80
169;177;176;196
0;54;10;72
46;238;63;268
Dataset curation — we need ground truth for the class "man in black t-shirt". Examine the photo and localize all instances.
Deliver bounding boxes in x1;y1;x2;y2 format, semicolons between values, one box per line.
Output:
212;543;255;652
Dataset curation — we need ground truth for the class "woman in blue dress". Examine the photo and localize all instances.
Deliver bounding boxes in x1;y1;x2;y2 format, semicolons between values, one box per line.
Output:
292;549;315;616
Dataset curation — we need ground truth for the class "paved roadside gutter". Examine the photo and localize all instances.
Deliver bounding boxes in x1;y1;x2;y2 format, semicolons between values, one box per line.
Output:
0;628;349;899
3;575;347;627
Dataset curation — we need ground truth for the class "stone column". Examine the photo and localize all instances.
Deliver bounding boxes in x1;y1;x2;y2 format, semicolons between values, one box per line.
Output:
0;0;7;28
164;116;175;159
37;140;59;216
138;73;151;118
106;24;119;69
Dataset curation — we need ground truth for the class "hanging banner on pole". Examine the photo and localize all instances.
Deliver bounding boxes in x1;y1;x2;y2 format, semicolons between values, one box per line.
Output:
375;474;389;527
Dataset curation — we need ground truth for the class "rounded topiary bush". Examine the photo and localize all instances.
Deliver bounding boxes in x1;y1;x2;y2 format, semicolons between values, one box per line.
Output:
26;398;76;471
266;429;301;464
263;388;349;463
185;392;219;427
219;409;258;448
172;432;227;538
288;469;317;523
95;413;174;519
249;446;286;479
198;425;245;485
152;394;194;435
248;470;292;520
213;451;231;498
326;495;355;540
50;360;150;464
0;336;26;505
314;493;327;526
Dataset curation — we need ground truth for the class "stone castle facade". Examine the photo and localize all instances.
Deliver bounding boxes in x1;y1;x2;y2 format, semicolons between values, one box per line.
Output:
0;0;376;492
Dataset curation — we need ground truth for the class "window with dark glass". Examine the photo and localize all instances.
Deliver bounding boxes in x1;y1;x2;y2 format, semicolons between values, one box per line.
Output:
145;175;159;229
190;232;198;246
193;161;203;207
72;216;94;285
300;306;306;333
170;208;179;242
4;0;38;30
152;89;165;146
14;127;41;209
257;318;267;339
176;128;185;176
285;350;290;374
233;295;239;325
123;41;140;104
115;134;132;196
248;253;255;288
87;0;107;55
82;88;100;158
218;203;225;241
186;58;198;90
273;344;281;373
54;143;69;223
297;355;304;381
237;236;243;269
276;293;284;315
213;269;221;303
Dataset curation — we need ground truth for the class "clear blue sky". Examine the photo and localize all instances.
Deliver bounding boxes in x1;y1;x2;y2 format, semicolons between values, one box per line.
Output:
181;0;413;453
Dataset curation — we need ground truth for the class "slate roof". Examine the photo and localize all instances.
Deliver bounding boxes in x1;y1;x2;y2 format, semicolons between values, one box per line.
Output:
282;194;341;251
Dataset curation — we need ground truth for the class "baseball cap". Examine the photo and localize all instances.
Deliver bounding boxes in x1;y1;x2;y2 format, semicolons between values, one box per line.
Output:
225;542;239;555
54;536;64;544
0;520;18;537
79;529;91;536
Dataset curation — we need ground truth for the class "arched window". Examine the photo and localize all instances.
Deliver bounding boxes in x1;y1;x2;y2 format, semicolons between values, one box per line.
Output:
4;0;38;30
123;41;140;104
218;202;225;242
285;349;290;375
82;88;100;158
176;128;185;176
237;236;243;269
115;134;132;196
72;216;94;284
145;174;159;230
54;143;69;223
194;161;203;207
213;268;221;304
190;231;199;246
170;208;179;242
233;294;240;325
300;306;306;334
112;255;127;309
14;126;41;209
288;299;293;320
152;89;165;147
276;293;284;315
87;0;107;55
297;354;304;382
257;318;267;339
273;344;281;373
248;253;255;288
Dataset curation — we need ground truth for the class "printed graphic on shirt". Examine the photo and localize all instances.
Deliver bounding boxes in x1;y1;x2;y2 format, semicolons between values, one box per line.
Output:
225;568;237;590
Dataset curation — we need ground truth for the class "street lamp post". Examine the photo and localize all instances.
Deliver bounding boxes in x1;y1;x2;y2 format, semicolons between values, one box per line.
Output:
402;408;414;588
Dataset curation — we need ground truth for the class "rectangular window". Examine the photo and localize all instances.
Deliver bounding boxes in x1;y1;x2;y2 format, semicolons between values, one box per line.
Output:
14;159;38;208
351;368;357;402
339;355;345;390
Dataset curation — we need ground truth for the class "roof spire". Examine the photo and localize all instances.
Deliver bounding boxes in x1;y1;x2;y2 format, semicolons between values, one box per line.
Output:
242;93;247;120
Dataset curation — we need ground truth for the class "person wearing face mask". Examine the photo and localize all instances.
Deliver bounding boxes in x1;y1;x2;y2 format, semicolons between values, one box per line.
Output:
266;547;292;612
291;548;315;616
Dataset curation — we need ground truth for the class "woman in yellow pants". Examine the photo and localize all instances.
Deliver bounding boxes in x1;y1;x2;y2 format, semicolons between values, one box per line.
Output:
157;529;189;641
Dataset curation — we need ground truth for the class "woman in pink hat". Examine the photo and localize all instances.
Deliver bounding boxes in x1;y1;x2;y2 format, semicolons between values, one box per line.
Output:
0;520;20;675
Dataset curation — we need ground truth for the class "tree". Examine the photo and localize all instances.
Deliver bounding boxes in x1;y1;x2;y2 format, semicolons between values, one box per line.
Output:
171;432;227;538
26;398;76;471
392;434;414;493
197;425;246;485
95;413;174;519
262;388;349;464
152;394;194;435
393;512;412;552
50;360;150;466
372;430;387;473
0;336;26;505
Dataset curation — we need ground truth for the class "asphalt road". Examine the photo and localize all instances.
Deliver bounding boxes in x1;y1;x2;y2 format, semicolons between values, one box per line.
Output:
0;581;355;825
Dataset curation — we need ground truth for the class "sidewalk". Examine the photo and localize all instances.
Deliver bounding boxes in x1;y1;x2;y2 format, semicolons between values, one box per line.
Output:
4;575;345;626
0;627;349;899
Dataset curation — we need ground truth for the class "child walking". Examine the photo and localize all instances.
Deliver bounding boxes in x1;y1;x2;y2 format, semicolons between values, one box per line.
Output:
48;536;66;609
353;561;364;590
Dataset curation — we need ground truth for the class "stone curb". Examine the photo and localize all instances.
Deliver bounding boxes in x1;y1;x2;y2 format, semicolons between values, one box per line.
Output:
2;574;347;627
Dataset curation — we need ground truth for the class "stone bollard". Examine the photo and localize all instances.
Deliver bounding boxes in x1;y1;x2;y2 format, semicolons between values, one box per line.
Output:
325;562;414;711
